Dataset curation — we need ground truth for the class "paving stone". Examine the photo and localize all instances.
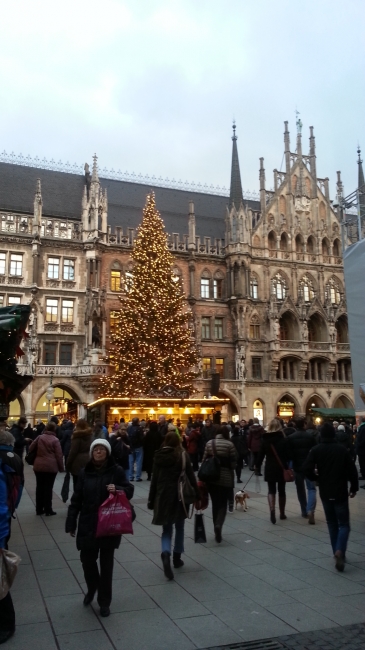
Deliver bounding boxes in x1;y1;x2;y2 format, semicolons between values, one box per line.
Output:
268;602;338;632
45;594;101;634
175;613;243;648
25;534;57;551
29;548;68;570
5;622;58;650
37;567;82;597
57;630;115;650
145;582;210;619
11;587;48;625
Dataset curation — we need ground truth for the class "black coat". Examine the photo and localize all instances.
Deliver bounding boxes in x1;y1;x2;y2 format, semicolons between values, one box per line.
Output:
286;429;316;473
110;435;130;471
65;456;134;551
143;426;162;474
303;439;358;501
257;431;289;483
231;432;248;459
356;423;365;455
11;425;27;457
199;424;215;454
60;422;74;459
148;447;199;526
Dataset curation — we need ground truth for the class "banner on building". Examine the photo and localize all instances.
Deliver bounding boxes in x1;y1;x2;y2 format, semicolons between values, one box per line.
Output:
343;239;365;414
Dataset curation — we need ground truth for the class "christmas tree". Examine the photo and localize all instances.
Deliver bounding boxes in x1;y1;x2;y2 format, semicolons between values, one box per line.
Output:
102;192;198;396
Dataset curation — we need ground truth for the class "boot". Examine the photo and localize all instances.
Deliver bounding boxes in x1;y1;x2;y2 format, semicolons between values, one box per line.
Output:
268;494;276;524
279;496;287;520
173;552;184;568
161;552;174;580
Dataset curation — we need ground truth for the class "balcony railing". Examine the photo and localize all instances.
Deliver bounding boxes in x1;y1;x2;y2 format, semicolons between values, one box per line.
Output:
336;342;350;352
279;340;303;350
308;341;331;351
17;364;110;377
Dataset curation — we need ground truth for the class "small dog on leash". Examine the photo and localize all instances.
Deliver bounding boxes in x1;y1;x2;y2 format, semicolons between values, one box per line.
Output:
234;490;250;511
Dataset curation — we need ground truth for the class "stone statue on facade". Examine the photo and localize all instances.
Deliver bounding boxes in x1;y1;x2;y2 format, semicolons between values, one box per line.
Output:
235;345;246;381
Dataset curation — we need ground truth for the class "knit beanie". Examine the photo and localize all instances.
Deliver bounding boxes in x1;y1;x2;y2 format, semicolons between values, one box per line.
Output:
320;423;336;439
90;438;111;457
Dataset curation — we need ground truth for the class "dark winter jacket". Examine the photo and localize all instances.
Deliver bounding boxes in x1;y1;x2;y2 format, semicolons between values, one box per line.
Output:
231;430;248;459
148;447;199;526
286;429;316;473
303;440;358;501
128;424;144;449
158;423;168;438
60;421;74;459
336;427;354;454
202;434;237;488
110;435;130;471
143;424;162;474
12;425;28;457
247;424;265;453
34;422;45;436
186;427;201;455
257;430;289;483
200;423;215;450
356;423;365;455
65;456;133;551
66;427;93;476
0;447;24;516
305;427;320;445
29;430;64;474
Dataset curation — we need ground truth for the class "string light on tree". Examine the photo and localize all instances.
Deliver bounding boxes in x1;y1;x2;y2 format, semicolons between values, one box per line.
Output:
101;192;199;397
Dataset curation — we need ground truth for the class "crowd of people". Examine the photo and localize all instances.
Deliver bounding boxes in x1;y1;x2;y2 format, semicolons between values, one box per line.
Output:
0;410;362;644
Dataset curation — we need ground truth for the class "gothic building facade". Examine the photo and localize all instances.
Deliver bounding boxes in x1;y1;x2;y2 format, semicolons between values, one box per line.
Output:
0;120;356;424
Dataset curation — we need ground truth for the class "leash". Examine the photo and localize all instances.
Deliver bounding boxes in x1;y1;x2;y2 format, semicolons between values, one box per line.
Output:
241;471;255;491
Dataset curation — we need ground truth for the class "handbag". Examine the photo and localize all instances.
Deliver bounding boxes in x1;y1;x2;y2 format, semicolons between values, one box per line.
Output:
270;444;294;482
0;549;21;599
61;472;71;503
178;451;196;518
198;439;221;483
96;490;134;537
25;438;38;466
194;512;207;543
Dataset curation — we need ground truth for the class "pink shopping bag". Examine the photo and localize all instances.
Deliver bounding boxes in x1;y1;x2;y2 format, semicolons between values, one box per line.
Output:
96;490;133;537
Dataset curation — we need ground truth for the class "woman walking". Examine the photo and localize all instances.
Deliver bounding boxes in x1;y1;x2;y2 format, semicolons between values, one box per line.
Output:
148;432;199;580
66;439;133;617
201;425;237;543
66;419;93;491
256;418;289;524
29;422;64;516
109;423;131;479
142;421;161;480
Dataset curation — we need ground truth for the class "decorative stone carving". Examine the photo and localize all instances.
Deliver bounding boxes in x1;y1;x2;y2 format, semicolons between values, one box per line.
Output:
235;345;246;381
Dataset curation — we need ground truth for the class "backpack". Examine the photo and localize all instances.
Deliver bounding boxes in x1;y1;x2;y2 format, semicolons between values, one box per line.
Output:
128;426;144;448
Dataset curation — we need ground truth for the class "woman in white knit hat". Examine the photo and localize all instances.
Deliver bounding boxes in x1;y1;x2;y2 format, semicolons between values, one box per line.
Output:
66;439;134;617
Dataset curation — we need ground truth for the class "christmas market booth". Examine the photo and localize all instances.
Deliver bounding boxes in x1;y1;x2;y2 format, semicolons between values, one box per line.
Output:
87;385;230;429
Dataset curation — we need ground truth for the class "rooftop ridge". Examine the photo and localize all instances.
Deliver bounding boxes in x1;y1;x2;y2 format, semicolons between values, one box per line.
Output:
0;150;260;202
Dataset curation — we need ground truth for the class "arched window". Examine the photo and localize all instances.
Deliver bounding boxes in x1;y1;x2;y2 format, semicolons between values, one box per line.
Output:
250;275;258;299
333;238;341;257
110;270;121;292
272;273;287;300
249;315;260;340
319;201;326;220
295;234;304;253
299;274;315;302
322;238;330;256
200;270;211;299
307;236;315;254
279;195;286;215
253;234;260;247
268;231;276;250
325;277;341;305
280;232;288;251
213;270;224;299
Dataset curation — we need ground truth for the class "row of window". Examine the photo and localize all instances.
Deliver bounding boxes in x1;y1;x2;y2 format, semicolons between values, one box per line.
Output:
47;257;75;281
202;357;225;378
0;295;22;307
200;278;223;299
201;317;224;340
0;253;23;276
45;299;74;323
44;343;73;365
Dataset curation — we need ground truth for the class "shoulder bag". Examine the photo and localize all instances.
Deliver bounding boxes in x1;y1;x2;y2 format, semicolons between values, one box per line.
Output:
25;437;39;466
178;451;196;518
198;439;221;483
270;444;294;482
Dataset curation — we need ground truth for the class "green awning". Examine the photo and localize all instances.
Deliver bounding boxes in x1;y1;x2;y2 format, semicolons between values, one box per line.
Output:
311;407;355;419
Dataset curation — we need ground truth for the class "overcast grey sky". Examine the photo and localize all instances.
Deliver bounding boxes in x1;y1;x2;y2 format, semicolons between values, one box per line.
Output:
1;0;364;199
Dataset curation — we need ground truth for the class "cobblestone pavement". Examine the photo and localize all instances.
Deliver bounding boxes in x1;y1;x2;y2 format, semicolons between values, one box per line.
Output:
6;464;365;649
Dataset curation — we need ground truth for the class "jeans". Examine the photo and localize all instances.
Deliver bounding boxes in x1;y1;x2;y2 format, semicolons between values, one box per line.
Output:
189;453;199;471
80;547;115;607
321;498;350;556
161;520;185;554
129;447;144;480
235;458;243;481
34;471;57;514
294;471;317;515
208;485;231;529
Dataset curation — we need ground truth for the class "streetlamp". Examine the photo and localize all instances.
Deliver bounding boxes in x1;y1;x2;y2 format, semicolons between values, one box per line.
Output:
46;373;55;421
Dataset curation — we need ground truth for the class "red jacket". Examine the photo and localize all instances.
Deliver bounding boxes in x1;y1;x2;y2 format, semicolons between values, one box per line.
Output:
186;428;201;455
30;431;64;473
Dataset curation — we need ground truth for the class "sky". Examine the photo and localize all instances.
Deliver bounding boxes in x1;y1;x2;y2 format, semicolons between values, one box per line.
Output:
0;0;364;199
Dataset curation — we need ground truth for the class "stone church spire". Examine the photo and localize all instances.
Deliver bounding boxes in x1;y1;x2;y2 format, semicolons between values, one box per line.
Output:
229;122;244;210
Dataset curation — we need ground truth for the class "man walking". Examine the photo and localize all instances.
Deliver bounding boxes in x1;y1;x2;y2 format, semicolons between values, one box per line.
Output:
286;417;317;523
356;416;365;484
303;422;358;572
